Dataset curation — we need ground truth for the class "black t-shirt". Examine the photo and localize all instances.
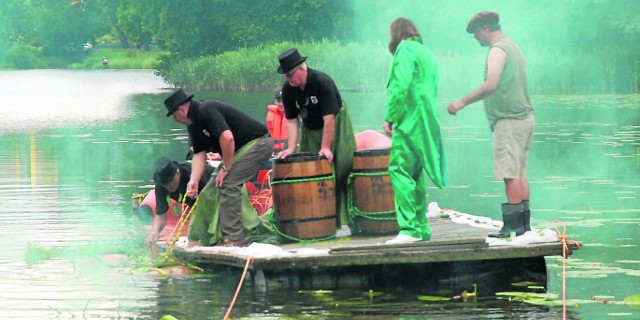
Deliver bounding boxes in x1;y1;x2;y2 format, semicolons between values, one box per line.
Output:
154;162;214;215
281;68;342;130
187;100;268;155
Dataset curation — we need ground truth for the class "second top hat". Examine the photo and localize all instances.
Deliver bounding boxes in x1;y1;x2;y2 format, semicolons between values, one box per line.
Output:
277;48;307;74
164;89;194;117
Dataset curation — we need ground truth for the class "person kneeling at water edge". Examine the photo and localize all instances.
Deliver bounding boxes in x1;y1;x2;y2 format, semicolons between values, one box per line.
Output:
145;157;215;247
164;88;275;247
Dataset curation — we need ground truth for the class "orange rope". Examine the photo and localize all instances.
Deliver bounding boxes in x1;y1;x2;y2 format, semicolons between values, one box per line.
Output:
552;220;582;320
223;256;254;320
249;169;273;215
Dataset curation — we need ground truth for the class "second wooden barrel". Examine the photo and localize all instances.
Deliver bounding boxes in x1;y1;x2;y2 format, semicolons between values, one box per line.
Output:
272;153;336;241
350;148;399;235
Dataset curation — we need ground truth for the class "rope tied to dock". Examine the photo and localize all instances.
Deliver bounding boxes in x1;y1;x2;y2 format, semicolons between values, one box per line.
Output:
223;256;254;320
552;219;582;320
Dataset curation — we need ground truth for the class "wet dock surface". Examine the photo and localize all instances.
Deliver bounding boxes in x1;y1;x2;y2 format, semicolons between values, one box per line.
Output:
164;216;579;270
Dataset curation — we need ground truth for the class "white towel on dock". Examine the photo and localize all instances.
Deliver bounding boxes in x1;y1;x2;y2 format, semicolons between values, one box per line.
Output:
183;242;329;259
486;228;559;246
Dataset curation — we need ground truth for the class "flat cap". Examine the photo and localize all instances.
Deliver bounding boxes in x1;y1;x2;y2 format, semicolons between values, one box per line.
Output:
466;11;499;33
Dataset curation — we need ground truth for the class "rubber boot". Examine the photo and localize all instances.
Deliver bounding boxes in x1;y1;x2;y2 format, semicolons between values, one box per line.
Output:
488;203;526;238
522;200;531;232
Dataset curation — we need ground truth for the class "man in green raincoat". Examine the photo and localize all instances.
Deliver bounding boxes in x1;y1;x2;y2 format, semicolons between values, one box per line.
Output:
275;48;357;233
384;18;446;244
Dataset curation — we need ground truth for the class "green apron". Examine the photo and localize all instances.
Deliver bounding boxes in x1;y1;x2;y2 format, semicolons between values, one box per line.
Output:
188;139;275;246
299;103;356;228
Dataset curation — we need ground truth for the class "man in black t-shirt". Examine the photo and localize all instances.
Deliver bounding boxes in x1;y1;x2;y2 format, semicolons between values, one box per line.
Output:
145;157;214;246
275;48;357;231
163;89;274;246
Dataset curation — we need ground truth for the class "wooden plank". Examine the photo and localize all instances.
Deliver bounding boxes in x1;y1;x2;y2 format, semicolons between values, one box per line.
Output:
163;215;582;271
330;237;487;253
169;241;577;270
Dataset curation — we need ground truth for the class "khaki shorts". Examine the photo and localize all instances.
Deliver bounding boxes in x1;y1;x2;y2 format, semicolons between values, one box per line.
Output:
492;114;534;180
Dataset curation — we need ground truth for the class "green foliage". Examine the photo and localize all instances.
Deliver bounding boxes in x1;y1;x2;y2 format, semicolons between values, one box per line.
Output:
24;242;54;265
160;40;391;92
2;0;639;93
4;44;47;69
159;38;638;95
111;0;351;58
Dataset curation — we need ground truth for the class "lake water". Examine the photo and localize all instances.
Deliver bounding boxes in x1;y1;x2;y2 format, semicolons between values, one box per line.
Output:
0;70;638;319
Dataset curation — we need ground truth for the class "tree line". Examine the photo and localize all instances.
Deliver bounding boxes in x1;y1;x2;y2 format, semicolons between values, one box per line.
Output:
1;0;638;94
1;0;351;67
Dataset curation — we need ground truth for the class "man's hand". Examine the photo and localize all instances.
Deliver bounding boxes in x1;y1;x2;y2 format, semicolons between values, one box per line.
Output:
447;100;466;115
383;121;393;136
207;152;222;161
215;170;228;187
276;147;295;159
186;179;199;198
318;147;333;163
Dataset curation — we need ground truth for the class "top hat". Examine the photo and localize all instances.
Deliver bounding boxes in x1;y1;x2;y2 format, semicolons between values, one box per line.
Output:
466;11;500;33
153;157;179;185
164;89;194;117
277;48;307;74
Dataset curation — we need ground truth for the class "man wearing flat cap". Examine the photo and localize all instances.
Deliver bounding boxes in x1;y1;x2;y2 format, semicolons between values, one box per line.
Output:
447;11;535;239
145;157;215;247
275;48;357;232
163;88;274;246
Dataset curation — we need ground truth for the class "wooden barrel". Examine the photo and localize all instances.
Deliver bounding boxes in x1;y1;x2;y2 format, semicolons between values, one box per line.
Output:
272;153;336;241
350;148;399;235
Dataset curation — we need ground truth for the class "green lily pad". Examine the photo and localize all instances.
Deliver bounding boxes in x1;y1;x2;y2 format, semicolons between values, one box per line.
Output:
495;291;559;302
527;286;545;290
624;294;640;306
511;281;540;287
418;295;451;301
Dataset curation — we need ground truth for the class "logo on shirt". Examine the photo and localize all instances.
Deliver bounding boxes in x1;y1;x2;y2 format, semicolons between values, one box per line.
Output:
203;129;210;137
310;96;318;104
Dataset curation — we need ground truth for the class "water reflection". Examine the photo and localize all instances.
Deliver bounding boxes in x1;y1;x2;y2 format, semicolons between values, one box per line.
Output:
0;70;638;319
0;70;168;133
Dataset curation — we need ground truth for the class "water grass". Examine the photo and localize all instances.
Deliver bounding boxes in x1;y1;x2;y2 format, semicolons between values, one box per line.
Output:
160;40;640;95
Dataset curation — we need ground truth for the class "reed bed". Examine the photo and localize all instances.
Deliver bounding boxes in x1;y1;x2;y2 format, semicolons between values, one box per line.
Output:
160;41;639;95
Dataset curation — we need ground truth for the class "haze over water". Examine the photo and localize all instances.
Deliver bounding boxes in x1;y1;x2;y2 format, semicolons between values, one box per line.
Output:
0;70;638;319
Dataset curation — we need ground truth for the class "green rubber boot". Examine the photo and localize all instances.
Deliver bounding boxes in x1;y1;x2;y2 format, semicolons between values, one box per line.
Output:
488;203;526;238
522;200;531;232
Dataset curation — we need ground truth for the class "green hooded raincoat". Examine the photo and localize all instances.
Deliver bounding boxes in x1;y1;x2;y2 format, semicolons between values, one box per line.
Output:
385;37;446;240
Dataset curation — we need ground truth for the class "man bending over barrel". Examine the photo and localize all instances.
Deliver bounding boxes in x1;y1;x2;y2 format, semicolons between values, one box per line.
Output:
275;48;357;233
164;89;274;247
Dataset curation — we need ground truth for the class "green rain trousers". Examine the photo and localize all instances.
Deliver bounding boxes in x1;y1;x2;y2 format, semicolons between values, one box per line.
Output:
299;103;356;228
386;37;446;240
188;138;275;246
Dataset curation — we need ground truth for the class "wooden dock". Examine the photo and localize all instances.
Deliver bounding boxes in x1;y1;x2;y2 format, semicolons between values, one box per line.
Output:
161;215;581;292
